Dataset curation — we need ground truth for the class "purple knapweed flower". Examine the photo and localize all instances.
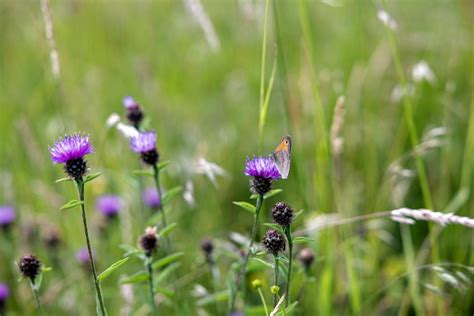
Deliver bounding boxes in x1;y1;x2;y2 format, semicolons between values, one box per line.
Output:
0;206;15;230
245;156;280;195
76;248;94;265
49;133;94;179
123;96;144;127
0;283;9;301
95;195;123;219
130;131;159;165
143;187;160;210
0;282;9;311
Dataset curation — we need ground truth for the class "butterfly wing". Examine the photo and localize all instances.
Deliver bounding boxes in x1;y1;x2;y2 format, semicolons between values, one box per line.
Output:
272;136;291;179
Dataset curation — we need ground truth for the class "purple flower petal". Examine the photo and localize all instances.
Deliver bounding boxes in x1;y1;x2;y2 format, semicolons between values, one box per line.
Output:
123;96;138;109
0;205;15;226
129;131;156;153
143;187;160;209
245;156;281;180
49;133;94;164
95;195;122;217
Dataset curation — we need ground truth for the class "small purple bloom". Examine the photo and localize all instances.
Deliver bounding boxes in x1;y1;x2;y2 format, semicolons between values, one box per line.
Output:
95;195;123;218
0;283;9;302
76;248;94;264
143;188;160;209
49;133;94;164
130;131;156;153
0;206;15;228
245;156;281;180
123;96;139;109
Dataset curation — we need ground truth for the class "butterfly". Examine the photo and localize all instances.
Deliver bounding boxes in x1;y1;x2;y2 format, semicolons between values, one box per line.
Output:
272;135;291;179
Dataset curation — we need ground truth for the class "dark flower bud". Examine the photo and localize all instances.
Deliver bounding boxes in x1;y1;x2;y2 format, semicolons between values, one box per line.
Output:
298;248;315;269
262;230;286;255
271;202;294;227
200;239;214;256
140;227;158;257
44;227;61;250
250;177;273;196
140;150;159;166
19;254;41;282
123;96;144;128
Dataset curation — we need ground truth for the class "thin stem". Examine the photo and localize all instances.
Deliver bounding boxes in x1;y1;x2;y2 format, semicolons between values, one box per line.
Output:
284;226;293;307
152;164;170;252
258;0;271;149
229;194;264;313
273;254;279;307
206;256;220;315
146;260;157;315
400;225;423;316
257;287;269;316
76;179;107;316
31;280;44;316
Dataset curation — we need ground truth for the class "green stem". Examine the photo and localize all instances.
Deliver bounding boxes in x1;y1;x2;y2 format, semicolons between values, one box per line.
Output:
31;280;44;316
146;260;157;315
284;226;293;307
152;164;171;252
258;0;271;149
229;194;264;313
76;179;107;316
257;287;269;316
273;254;279;308
400;225;423;316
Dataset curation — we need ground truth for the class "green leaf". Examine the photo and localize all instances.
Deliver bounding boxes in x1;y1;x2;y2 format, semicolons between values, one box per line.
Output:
147;211;162;226
55;177;72;184
293;236;314;244
251;257;274;269
163;186;183;205
154;263;181;287
158;160;171;171
34;272;44;291
60;200;84;211
263;223;283;233
158;223;177;238
119;244;142;257
196;290;229;306
155;286;175;298
95;286;108;316
293;209;304;221
250;189;283;200
120;271;148;284
152;252;184;270
232;201;256;214
83;172;102;184
97;257;130;282
132;169;154;177
277;301;298;315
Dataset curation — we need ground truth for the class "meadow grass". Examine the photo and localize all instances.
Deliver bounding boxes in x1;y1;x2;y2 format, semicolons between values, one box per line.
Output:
0;0;473;315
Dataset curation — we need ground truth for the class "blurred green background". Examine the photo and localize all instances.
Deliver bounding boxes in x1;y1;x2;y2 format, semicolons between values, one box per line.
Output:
0;0;473;315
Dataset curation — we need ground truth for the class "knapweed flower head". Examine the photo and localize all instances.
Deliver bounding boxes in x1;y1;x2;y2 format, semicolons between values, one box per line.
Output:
143;187;160;209
123;96;144;127
76;247;94;265
262;229;285;255
130;131;160;165
272;202;294;227
200;238;214;257
245;156;280;195
0;205;15;230
0;282;9;309
96;195;123;219
44;226;61;250
140;227;158;257
49;133;94;179
18;254;41;282
298;248;315;269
